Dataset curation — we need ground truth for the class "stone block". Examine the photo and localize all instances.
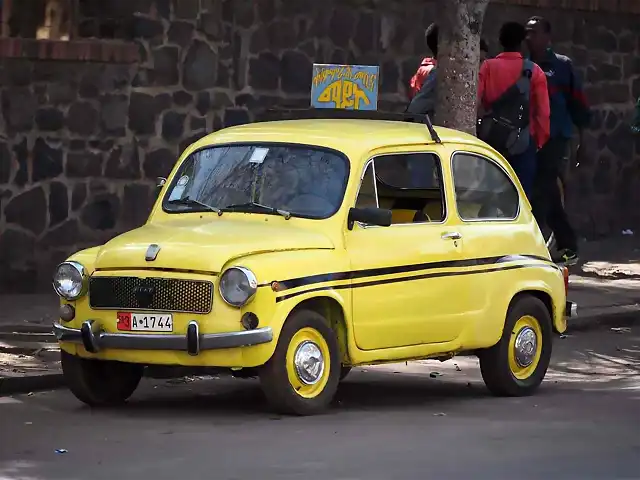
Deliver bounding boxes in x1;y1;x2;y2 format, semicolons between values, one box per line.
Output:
40;220;79;248
2;87;36;132
183;40;218;90
49;182;69;227
5;187;47;235
105;143;142;180
100;94;129;136
33;139;63;182
132;16;164;39
143;148;176;179
0;142;10;183
162;111;186;142
281;50;312;94
173;0;199;19
173;91;194;106
249;52;280;90
71;183;87;211
168;22;194;47
81;194;120;231
66;152;103;178
129;92;158;135
67;102;99;135
153;46;180;86
12;139;28;187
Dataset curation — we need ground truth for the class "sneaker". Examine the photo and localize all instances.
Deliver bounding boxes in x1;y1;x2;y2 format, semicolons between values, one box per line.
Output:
552;248;578;266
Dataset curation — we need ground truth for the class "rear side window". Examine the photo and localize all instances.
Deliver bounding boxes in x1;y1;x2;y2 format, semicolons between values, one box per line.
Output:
451;152;519;220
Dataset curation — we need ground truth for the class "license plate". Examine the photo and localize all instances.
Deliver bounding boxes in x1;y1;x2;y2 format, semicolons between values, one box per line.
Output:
116;312;173;332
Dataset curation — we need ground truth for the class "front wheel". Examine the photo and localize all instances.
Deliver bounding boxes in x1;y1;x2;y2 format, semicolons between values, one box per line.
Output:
61;351;143;406
259;310;340;415
479;295;552;396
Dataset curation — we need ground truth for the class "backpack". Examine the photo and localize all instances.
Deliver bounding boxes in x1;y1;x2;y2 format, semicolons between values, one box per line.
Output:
478;60;533;157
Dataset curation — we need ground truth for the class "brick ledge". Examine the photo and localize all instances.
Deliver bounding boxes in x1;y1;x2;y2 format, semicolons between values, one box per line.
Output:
0;38;139;63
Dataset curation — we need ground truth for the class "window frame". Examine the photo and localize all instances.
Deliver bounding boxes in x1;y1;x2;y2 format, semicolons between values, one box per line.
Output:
160;141;352;221
450;150;521;223
352;150;448;229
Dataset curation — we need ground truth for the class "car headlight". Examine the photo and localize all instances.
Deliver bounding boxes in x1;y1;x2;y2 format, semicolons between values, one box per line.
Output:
52;261;87;300
219;267;258;307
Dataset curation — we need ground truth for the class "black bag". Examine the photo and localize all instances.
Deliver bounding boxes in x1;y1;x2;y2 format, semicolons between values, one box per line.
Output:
478;60;533;157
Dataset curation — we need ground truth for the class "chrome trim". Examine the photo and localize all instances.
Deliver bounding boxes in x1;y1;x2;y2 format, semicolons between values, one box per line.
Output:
219;266;258;308
53;321;273;353
187;320;200;356
566;301;578;318
294;340;325;385
353;150;450;229
52;261;89;301
449;150;522;223
441;231;462;240
513;326;537;367
145;244;161;262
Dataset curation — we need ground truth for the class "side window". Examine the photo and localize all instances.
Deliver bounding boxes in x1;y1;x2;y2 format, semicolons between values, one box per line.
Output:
354;153;446;225
451;152;519;221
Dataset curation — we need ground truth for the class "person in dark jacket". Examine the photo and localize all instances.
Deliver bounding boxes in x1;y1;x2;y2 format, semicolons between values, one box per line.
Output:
526;15;591;265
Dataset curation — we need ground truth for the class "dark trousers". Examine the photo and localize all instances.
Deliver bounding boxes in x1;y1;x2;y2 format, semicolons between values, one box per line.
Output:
531;137;578;252
507;141;536;199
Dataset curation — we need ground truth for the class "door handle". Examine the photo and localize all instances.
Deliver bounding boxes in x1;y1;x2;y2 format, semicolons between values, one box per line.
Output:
441;232;462;240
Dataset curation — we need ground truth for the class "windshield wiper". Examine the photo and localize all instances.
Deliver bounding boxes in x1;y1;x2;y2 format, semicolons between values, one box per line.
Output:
221;202;291;220
167;196;220;213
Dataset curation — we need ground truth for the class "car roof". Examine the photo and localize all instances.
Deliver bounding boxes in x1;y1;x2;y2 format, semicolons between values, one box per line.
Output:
190;119;487;158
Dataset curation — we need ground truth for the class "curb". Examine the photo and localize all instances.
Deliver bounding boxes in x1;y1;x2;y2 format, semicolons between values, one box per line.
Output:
567;304;640;332
0;373;65;396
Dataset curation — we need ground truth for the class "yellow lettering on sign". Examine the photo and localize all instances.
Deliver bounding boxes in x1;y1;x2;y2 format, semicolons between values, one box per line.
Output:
317;79;371;110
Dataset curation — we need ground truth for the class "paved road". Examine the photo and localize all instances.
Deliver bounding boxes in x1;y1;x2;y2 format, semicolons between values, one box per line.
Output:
1;326;639;480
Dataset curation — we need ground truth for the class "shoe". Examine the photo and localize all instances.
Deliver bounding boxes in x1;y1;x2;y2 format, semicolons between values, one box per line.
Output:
552;249;578;266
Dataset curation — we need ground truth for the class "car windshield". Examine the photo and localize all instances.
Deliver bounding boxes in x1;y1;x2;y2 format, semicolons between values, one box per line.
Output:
162;144;349;219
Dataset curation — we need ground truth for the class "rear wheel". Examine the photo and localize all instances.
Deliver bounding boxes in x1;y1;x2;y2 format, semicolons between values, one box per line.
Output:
479;296;552;396
259;310;340;415
61;351;143;406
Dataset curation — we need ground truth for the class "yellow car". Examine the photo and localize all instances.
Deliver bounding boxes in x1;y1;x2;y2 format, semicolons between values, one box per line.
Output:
52;111;575;415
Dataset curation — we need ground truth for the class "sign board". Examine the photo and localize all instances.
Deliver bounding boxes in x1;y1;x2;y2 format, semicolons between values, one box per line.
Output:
311;64;379;111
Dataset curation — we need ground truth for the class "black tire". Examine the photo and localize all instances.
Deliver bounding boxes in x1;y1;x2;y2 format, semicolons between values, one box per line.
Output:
61;351;143;406
259;309;341;416
339;366;352;381
479;295;552;397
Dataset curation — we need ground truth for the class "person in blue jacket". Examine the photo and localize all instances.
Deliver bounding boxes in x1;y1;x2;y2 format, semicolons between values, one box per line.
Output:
526;16;591;265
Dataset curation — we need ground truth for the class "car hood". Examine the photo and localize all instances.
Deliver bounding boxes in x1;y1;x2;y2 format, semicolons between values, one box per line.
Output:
94;217;335;273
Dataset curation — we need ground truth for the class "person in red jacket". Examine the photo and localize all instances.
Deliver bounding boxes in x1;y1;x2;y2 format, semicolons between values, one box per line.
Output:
478;21;550;197
408;24;439;100
409;30;488;100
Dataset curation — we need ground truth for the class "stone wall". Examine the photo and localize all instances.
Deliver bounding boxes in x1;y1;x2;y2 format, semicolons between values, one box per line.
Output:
0;0;639;292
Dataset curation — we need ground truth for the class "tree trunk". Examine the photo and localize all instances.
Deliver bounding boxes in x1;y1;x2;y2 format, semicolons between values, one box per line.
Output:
434;0;490;135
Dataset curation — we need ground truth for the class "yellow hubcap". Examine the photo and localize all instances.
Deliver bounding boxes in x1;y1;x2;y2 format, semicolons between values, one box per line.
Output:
285;327;331;399
508;315;542;380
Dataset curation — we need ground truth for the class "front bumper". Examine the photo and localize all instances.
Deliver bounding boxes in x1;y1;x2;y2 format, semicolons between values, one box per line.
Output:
53;320;273;356
566;301;578;318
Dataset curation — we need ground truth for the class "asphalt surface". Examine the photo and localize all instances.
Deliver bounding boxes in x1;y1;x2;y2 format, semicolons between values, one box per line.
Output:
1;325;639;480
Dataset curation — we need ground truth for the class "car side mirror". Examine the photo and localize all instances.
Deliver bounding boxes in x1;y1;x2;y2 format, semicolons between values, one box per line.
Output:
348;207;392;230
157;177;167;188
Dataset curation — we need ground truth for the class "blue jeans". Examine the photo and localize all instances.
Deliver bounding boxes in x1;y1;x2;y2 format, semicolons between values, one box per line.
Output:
507;141;536;199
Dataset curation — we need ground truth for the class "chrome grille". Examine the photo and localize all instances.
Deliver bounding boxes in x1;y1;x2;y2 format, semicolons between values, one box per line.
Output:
89;276;213;314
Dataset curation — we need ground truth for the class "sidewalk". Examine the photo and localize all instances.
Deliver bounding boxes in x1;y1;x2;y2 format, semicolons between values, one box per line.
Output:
0;237;639;395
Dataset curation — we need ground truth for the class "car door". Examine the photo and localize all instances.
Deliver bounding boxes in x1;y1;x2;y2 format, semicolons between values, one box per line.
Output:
449;150;525;324
346;149;469;351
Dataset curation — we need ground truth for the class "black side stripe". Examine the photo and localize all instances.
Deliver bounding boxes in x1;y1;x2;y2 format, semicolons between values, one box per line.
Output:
276;254;555;291
275;262;557;303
